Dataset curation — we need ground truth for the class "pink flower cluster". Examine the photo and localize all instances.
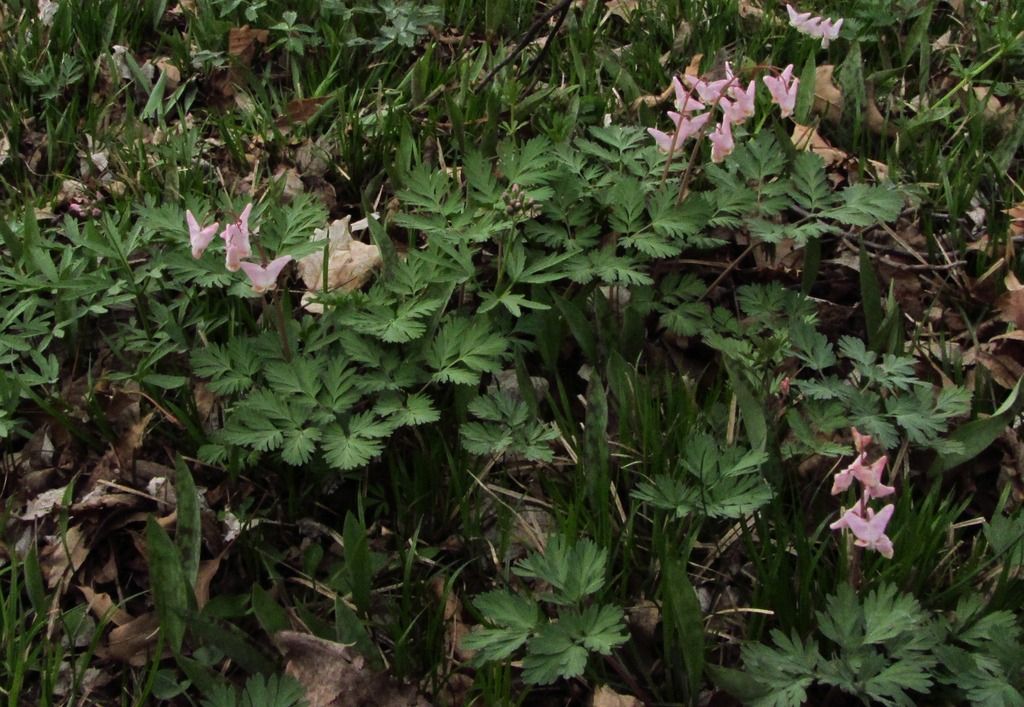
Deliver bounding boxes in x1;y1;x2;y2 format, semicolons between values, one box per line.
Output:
786;4;843;48
829;428;896;558
648;62;801;163
187;203;292;294
647;65;753;163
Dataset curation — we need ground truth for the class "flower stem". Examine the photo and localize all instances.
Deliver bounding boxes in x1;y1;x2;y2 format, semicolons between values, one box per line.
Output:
273;290;292;362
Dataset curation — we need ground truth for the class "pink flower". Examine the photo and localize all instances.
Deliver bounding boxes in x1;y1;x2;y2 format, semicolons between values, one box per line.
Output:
726;80;756;123
648;111;711;153
221;203;253;272
683;74;732;103
854;455;895;499
786;4;843;48
830;453;861;495
842;504;895;558
186;210;219;259
786;4;813;27
850;426;872;455
831;452;894;498
671;77;705;114
708;119;734;163
239;255;293;293
763;64;799;118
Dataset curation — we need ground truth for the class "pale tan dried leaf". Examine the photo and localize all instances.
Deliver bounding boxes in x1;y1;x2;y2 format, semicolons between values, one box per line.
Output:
194;552;226;609
40;525;89;590
154;57;181;88
102;612;160;666
274;631;430;707
1006;203;1024;237
115;410;154;469
273;166;305;202
812;65;843;123
791;123;847;166
592;685;642;707
738;0;764;19
227;25;268;65
997;272;1024;329
865;91;897;137
605;0;638;22
21;485;68;520
299;218;382;312
78;585;133;626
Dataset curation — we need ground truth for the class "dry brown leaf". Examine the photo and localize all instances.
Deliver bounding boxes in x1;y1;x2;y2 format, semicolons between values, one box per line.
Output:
604;0;638;22
102;612;160;666
738;0;764;19
78;585;133;626
21;485;68;520
592;685;642;707
274;631;430;707
40;525;90;590
684;53;703;78
627;599;660;644
865;87;897;137
996;272;1024;329
298;218;382;312
154;57;181;88
115;410;154;470
279;96;329;127
194;551;226;609
273;166;305;201
1006;203;1024;237
791;123;848;166
228;26;269;65
812;65;843;123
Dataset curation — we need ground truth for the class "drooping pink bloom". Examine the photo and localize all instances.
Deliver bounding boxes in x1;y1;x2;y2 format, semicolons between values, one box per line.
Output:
683;74;732;103
726;80;756;123
648;112;711;153
708;119;734;163
186;210;219;259
671;77;705;114
221;203;253;272
854;455;895;499
763;64;799;118
851;426;872;455
841;504;895;558
239;255;293;293
786;4;813;27
831;452;894;498
786;4;843;48
830;453;862;495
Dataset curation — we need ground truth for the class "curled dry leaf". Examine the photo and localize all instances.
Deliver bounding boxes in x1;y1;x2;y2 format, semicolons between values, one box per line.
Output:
274;631;430;707
102;612;161;666
592;685;642;707
78;585;133;626
865;84;897;137
40;525;89;590
996;272;1024;330
21;485;68;520
154;57;181;88
604;0;639;22
737;0;764;20
812;65;843;123
791;123;848;166
298;217;382;313
227;25;269;65
1006;203;1024;237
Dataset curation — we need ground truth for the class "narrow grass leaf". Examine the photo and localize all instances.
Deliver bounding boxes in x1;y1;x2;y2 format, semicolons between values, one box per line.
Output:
859;245;884;350
174;457;201;588
930;377;1023;474
344;512;372;616
146;516;191;655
